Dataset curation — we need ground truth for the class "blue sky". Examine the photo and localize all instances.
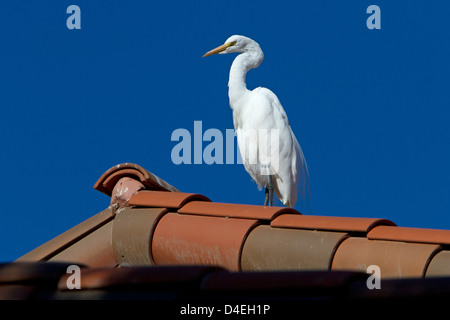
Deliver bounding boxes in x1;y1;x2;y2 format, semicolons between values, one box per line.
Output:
1;0;450;261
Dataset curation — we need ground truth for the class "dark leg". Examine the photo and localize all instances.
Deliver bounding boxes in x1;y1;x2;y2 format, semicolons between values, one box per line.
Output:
264;175;274;206
268;175;274;206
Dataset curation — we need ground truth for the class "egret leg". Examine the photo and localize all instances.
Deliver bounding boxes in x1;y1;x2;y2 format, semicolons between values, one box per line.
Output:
264;175;274;207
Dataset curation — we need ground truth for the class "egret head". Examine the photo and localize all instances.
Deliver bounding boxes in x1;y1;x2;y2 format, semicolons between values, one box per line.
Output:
202;35;262;57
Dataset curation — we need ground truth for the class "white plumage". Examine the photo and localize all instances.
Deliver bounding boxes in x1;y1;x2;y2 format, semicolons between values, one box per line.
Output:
203;35;310;208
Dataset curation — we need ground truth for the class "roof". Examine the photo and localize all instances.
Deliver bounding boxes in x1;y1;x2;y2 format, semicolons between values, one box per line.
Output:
3;163;450;301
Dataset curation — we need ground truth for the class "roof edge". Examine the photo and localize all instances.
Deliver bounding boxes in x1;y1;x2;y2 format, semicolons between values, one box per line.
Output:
15;207;115;262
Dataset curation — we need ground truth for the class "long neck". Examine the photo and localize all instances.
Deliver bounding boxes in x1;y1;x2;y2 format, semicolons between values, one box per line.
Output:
228;51;263;108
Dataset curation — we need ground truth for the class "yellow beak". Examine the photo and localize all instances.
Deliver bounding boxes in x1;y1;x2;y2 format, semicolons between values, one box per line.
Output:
202;42;235;57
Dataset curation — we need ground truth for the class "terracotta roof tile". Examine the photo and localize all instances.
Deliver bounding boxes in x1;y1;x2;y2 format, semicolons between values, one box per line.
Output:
425;250;450;277
110;177;144;207
48;220;116;268
0;262;85;300
331;237;440;278
152;213;258;271
94;163;179;196
0;284;36;300
350;276;450;300
9;163;450;301
178;201;298;220
112;207;168;266
241;225;348;271
200;269;366;293
368;225;450;245
16;207;115;262
271;214;395;233
128;190;210;209
4;262;450;300
0;262;82;284
57;265;222;291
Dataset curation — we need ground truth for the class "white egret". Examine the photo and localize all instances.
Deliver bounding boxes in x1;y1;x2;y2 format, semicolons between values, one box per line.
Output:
203;35;310;208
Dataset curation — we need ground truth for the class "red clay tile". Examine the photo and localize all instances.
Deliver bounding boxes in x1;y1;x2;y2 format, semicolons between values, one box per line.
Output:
0;285;36;300
0;262;81;283
57;265;222;290
368;225;450;245
128;190;210;209
331;237;440;278
49;221;116;268
110;177;144;207
16;207;115;262
351;276;450;299
271;214;395;233
112;207;168;266
425;250;450;277
94;163;180;196
152;213;258;271
0;262;81;299
200;270;366;292
241;225;348;271
178;201;298;220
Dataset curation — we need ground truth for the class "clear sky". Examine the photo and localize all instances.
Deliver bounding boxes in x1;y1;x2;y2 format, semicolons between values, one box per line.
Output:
1;0;450;261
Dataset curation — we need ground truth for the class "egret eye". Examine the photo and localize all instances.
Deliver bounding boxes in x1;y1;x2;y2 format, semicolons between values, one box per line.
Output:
229;41;237;46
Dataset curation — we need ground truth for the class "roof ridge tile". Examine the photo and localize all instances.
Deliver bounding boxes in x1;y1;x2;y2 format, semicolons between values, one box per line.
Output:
178;201;299;220
128;190;210;209
271;214;395;233
152;212;259;271
94;163;180;196
368;225;450;245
